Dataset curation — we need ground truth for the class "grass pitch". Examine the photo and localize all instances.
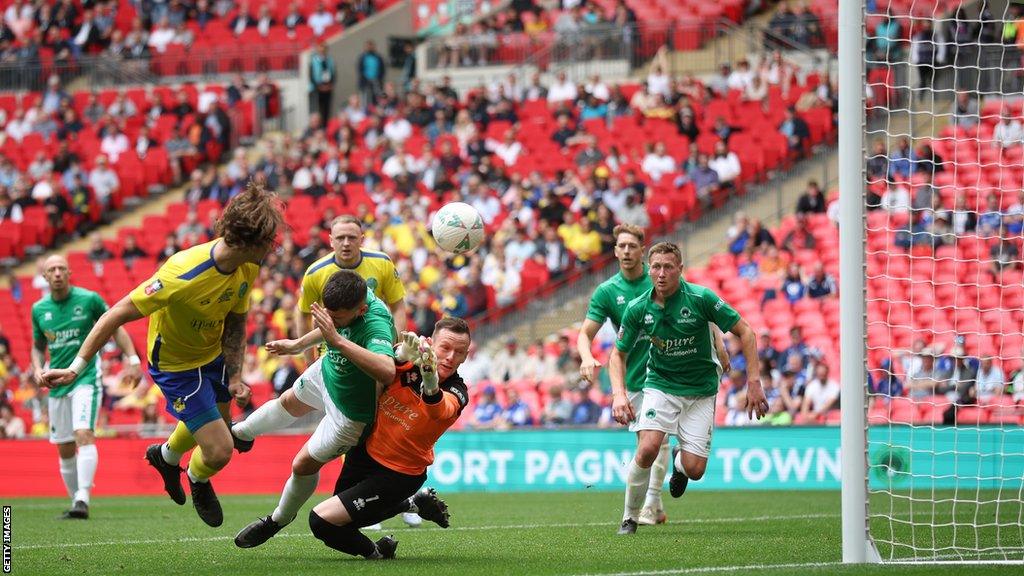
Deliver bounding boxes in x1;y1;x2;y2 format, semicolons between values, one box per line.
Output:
8;490;1024;575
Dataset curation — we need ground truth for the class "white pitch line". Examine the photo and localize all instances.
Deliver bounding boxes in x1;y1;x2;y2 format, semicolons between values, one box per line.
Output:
15;512;840;551
572;561;842;576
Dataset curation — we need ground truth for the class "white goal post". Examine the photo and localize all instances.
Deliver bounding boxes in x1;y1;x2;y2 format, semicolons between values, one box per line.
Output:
841;0;1024;565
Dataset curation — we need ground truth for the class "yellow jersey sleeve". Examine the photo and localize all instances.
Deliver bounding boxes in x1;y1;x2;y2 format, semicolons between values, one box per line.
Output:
299;254;339;314
377;258;406;305
130;259;188;317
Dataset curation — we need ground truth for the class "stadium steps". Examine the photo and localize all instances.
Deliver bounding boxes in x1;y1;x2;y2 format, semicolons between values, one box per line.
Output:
637;10;779;77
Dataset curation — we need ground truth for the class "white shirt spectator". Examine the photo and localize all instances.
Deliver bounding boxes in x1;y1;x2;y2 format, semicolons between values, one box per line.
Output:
727;68;754;92
148;25;176;53
641;152;676;182
882;184;912;213
646;72;671;98
470;193;502;225
585;80;610;101
547;80;578;104
308;10;333;36
197;89;219;114
383;117;413;143
459;350;492;385
89;166;120;207
381;153;423;178
291;164;324;190
709;152;742;184
976;363;1005;402
31;179;53;202
101;132;130;163
804;377;840;413
602;187;629;215
992;119;1023;148
5;116;30;142
490;140;523;166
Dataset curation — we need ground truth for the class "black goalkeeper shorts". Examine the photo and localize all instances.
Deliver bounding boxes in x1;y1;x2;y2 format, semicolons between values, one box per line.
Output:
333;444;427;528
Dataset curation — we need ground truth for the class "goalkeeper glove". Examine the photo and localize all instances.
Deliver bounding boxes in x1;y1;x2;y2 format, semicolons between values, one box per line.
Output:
417;339;440;396
395;331;421;362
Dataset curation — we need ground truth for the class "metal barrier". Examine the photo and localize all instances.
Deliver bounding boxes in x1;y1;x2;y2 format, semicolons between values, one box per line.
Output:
0;45;305;93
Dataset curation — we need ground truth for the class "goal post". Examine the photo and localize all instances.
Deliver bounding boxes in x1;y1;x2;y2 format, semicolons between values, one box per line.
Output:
842;0;1024;565
838;0;872;564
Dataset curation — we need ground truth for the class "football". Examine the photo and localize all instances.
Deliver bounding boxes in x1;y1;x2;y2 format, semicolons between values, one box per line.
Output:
431;202;485;254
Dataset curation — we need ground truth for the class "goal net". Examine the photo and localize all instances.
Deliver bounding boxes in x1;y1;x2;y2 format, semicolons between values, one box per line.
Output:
850;0;1024;563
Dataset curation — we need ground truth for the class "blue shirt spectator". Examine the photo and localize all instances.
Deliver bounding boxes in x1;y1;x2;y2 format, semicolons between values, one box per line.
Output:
781;264;805;303
570;389;602;425
502;390;534;427
470;387;503;428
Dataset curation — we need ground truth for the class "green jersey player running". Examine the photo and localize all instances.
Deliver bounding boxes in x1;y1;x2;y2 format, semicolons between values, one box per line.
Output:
578;225;730;527
31;254;142;520
610;242;767;535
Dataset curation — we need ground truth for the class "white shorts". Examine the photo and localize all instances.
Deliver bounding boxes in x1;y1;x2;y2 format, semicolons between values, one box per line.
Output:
291;357;374;464
627;390;645;433
48;384;102;444
634;388;716;458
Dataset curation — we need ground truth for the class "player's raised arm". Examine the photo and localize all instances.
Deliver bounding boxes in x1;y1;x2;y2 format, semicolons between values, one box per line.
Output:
266;327;327;356
41;296;145;387
112;326;142;388
312;301;396;384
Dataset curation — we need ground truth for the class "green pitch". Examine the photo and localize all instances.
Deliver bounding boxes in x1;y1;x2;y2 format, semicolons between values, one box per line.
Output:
8;491;1023;575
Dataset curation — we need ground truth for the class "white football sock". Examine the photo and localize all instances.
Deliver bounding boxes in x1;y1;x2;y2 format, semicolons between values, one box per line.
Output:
74;444;98;504
232;399;298;441
186;468;208;483
271;472;319;525
623;458;652;522
161;442;183;466
59;456;79;501
644;440;670;511
674;449;688;477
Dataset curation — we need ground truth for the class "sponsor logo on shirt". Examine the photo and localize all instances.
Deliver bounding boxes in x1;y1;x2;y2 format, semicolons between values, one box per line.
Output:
43;312;52;321
217;288;234;303
145;279;164;295
643;314;654;324
714;299;725;311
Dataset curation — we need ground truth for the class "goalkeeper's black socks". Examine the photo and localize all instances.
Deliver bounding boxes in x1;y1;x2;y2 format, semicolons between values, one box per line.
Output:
309;510;376;558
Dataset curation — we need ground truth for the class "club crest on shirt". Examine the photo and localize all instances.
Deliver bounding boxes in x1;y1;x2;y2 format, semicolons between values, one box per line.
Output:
44;312;52;321
145;279;164;296
616;295;626;305
238;282;249;298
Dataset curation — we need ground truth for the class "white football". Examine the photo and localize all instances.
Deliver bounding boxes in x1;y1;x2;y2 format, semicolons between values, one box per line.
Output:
431;202;485;254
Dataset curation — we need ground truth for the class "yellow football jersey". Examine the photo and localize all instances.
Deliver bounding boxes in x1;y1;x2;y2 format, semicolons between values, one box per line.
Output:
130;240;258;372
298;250;405;313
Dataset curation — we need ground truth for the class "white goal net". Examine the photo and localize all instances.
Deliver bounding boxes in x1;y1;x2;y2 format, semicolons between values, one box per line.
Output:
856;0;1024;563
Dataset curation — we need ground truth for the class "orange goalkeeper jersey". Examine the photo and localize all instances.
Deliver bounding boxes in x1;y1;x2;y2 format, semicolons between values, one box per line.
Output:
364;360;469;476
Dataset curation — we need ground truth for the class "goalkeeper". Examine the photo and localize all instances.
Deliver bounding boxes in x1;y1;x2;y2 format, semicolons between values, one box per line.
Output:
307;317;471;560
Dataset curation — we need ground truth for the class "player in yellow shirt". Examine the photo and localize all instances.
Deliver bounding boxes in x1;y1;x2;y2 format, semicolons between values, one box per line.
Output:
297;215;406;363
42;184;284;527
